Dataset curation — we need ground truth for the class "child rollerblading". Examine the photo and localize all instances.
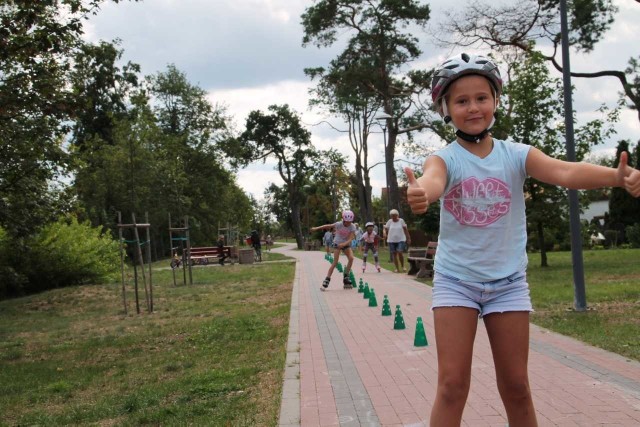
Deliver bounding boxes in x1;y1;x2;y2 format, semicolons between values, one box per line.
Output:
311;210;357;291
359;222;380;273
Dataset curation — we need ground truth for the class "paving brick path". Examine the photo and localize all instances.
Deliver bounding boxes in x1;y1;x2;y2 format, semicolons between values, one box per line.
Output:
278;244;640;426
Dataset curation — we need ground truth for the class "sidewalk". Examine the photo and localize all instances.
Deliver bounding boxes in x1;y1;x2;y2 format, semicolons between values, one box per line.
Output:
278;244;640;426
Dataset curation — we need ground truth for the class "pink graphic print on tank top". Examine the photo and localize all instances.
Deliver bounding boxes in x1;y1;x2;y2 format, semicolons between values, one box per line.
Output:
443;177;511;227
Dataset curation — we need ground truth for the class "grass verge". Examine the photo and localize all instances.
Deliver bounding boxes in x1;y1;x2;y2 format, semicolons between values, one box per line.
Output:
526;249;640;361
0;260;295;426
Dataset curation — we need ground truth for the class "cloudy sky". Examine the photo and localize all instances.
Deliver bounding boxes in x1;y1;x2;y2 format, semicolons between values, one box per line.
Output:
84;0;640;200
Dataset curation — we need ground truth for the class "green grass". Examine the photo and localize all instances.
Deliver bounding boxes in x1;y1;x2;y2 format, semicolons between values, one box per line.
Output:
526;249;640;361
0;260;295;426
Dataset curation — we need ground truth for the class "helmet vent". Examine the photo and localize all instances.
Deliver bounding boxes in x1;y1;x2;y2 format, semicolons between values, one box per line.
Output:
461;53;470;62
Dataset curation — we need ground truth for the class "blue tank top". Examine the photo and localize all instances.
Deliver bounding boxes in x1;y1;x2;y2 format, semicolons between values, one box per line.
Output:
433;139;531;281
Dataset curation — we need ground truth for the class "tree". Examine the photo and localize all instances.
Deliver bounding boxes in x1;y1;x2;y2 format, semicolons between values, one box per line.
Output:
239;105;320;249
305;58;383;224
70;40;140;152
73;65;252;256
0;0;137;236
301;0;434;217
307;150;350;230
504;51;617;265
436;0;640;122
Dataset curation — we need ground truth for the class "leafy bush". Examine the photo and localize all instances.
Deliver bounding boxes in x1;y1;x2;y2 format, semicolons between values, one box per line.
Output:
20;217;119;291
626;223;640;249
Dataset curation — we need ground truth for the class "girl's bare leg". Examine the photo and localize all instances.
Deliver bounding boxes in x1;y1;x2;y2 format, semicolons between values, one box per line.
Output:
430;307;479;427
483;312;538;426
344;248;354;274
326;248;340;277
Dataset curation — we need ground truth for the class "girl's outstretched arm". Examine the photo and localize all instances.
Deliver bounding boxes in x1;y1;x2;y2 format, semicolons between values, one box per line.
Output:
310;223;334;232
526;148;640;196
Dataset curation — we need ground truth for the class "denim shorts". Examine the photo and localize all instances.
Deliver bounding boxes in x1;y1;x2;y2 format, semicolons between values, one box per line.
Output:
432;270;533;317
388;241;406;254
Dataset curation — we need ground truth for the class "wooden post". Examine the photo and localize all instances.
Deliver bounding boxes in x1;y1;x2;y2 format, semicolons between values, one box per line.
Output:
133;256;140;314
169;213;177;287
185;216;193;286
145;212;153;313
117;212;128;315
132;213;150;312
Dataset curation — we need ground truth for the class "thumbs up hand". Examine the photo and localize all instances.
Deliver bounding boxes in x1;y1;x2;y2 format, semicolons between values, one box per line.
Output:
617;151;640;198
405;167;430;214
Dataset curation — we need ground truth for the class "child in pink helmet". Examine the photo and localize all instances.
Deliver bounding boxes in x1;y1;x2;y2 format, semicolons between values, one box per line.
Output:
310;210;356;290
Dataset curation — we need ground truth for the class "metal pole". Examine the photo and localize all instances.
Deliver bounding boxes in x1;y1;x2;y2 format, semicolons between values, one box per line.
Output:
132;213;150;313
145;212;153;313
383;126;393;262
560;0;587;311
383;126;390;215
185;216;193;286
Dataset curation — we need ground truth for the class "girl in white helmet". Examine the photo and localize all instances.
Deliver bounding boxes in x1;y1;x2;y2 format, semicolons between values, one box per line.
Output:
359;221;381;273
310;210;357;290
406;52;640;426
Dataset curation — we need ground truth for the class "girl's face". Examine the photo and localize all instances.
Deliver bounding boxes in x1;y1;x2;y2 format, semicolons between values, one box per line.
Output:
445;75;496;137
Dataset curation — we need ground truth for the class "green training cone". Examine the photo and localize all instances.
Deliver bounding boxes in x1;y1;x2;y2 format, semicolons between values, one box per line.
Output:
336;262;343;273
368;288;378;307
414;317;429;347
358;281;364;293
381;295;392;316
394;305;406;330
363;283;370;299
359;278;363;287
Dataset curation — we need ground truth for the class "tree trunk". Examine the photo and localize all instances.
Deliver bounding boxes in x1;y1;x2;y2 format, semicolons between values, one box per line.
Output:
290;203;304;250
537;221;548;267
386;128;402;217
363;172;373;222
355;156;373;223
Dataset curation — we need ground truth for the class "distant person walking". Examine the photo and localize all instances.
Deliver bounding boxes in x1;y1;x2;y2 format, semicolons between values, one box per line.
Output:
322;227;334;254
383;209;411;273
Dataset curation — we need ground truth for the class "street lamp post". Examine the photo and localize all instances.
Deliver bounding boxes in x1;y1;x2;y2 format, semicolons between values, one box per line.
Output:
375;112;393;261
560;0;587;311
375;113;393;216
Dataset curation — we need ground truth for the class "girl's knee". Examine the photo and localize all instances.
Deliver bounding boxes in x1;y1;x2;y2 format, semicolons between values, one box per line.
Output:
498;378;532;401
437;377;471;405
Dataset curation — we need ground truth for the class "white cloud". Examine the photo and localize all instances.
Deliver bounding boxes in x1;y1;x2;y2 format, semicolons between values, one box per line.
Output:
83;0;640;202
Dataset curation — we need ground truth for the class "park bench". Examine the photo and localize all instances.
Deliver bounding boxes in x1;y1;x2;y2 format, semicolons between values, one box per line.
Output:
189;246;235;265
407;241;438;279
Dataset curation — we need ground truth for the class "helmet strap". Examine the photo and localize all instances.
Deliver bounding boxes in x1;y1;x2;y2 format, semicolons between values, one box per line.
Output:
456;128;490;143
